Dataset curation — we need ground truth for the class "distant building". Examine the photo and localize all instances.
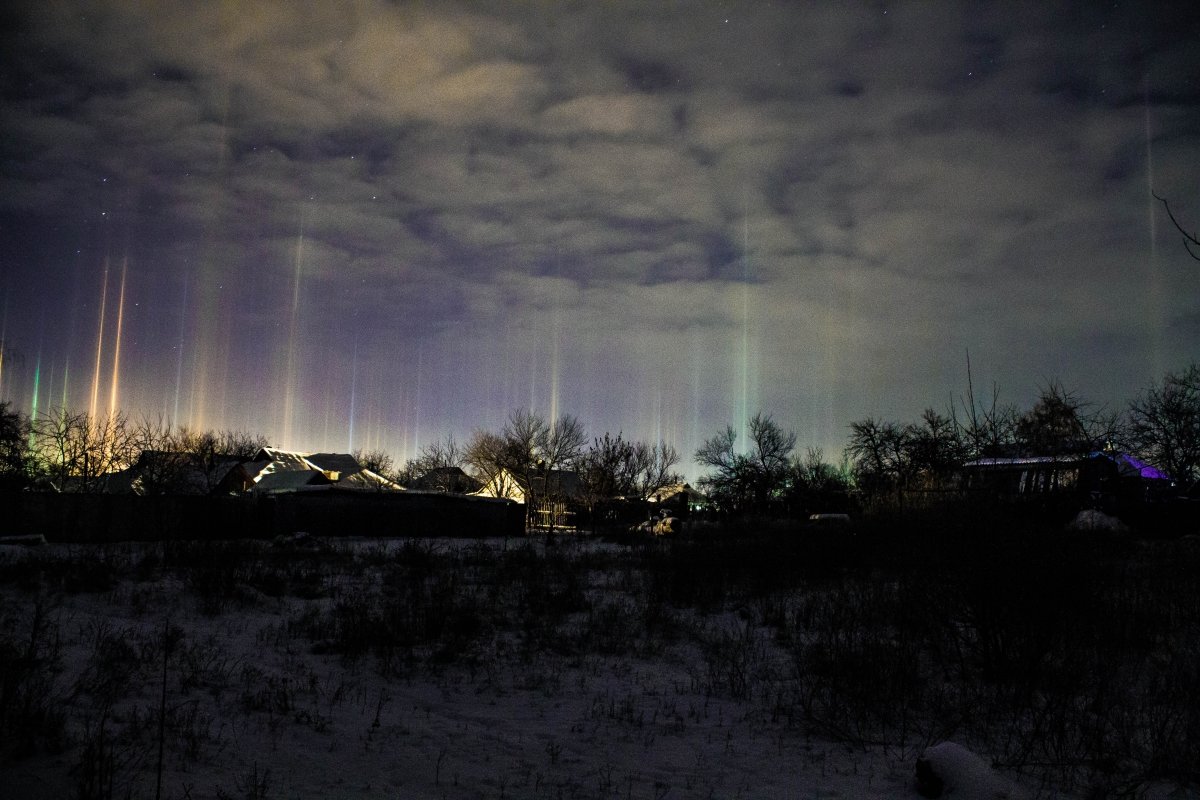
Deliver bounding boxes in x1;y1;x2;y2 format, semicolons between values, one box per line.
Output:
961;450;1173;513
473;467;582;530
409;466;482;494
646;482;707;518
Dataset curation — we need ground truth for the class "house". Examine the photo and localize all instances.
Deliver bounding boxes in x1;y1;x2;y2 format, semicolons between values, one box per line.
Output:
233;448;404;494
306;452;404;491
127;450;246;495
473;467;582;530
647;482;707;518
409;466;482;494
30;449;248;495
961;450;1173;513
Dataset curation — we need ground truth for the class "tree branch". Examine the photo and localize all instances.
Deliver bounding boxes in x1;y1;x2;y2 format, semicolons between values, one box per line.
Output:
1153;192;1200;262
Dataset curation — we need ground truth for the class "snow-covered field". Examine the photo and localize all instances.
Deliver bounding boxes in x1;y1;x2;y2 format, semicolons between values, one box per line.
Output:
1;530;1196;799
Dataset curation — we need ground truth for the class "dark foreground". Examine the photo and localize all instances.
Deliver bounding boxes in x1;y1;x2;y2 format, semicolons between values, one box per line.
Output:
1;515;1197;799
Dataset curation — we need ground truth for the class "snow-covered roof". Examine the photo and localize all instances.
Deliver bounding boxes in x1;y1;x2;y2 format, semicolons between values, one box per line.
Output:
306;452;363;477
962;454;1087;469
243;447;403;492
648;482;707;503
963;451;1171;481
251;469;330;493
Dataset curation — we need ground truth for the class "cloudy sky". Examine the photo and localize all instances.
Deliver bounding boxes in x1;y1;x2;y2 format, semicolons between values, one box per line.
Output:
2;1;1198;474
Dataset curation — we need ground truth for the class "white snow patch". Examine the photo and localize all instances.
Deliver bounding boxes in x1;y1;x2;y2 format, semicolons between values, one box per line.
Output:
916;741;1026;800
1066;509;1129;533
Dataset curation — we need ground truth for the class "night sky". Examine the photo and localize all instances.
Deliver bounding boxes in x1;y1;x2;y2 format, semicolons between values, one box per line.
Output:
2;1;1199;476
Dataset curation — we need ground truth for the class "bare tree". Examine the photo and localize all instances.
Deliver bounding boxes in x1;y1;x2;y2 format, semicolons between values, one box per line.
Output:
522;410;587;527
576;433;639;530
30;407;135;492
631;439;681;501
908;408;967;481
129;415;191;494
168;427;266;494
464;409;587;526
695;413;794;514
1154;193;1200;261
123;419;267;495
956;354;1019;458
785;447;852;515
354;448;398;482
542;414;588;473
1127;363;1200;485
1015;381;1117;456
844;417;916;507
579;433;639;500
397;434;466;490
0;400;32;491
211;429;268;461
464;429;522;498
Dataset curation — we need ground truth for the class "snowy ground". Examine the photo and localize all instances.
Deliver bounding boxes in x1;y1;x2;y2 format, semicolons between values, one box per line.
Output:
0;532;1192;799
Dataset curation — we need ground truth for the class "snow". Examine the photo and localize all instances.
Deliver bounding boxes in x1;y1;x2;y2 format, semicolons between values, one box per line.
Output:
1066;509;1129;533
916;741;1025;800
0;535;1154;800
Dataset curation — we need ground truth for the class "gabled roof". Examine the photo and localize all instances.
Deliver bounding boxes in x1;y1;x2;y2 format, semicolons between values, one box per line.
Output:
130;450;245;495
962;454;1089;469
306;452;363;477
242;447;403;492
529;469;581;497
963;451;1171;482
336;468;405;491
649;482;707;503
1092;451;1171;481
252;469;331;493
472;467;582;502
410;466;481;493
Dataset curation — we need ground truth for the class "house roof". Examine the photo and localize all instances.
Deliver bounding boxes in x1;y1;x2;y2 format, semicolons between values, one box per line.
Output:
336;469;405;491
306;452;363;477
251;469;330;493
252;448;314;472
963;451;1171;482
473;467;583;501
529;469;581;496
130;450;245;495
649;482;707;503
1093;451;1171;481
962;454;1089;469
242;447;403;492
410;466;481;492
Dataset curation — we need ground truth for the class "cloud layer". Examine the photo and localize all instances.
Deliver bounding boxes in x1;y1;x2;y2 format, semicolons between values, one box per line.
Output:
2;1;1199;467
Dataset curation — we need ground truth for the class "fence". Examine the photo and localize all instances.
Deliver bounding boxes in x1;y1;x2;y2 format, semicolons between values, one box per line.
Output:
0;489;525;542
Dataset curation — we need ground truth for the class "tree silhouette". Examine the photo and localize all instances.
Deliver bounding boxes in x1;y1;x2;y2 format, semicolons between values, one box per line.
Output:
1015;382;1118;456
695;413;795;514
1127;363;1200;485
465;409;587;527
0;401;32;491
1154;193;1200;261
